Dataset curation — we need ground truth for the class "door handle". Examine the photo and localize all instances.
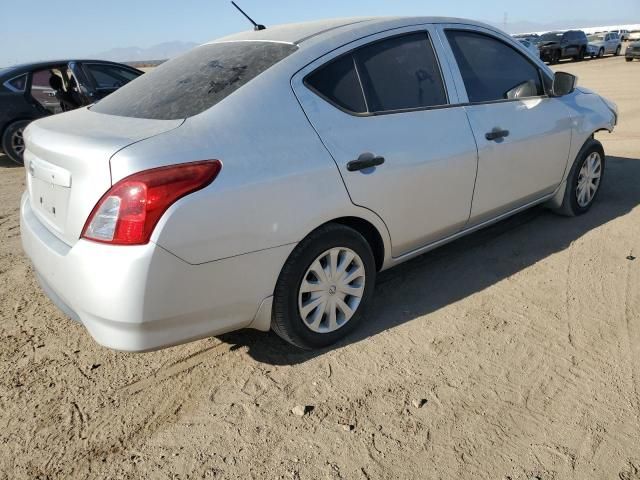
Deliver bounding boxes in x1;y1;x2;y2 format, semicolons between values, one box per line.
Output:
485;128;510;141
347;153;385;172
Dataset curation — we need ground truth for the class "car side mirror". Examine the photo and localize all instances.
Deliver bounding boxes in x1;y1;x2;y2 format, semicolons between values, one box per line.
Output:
552;72;577;97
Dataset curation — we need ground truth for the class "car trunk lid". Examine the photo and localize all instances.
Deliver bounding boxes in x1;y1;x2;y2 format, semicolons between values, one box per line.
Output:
23;108;183;246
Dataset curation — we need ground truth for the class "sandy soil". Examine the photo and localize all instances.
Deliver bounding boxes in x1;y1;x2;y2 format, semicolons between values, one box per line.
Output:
1;55;639;480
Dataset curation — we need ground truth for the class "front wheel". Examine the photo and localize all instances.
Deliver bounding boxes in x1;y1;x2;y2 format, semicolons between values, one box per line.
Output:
554;140;605;217
272;223;376;350
1;120;30;165
626;57;634;62
598;48;605;58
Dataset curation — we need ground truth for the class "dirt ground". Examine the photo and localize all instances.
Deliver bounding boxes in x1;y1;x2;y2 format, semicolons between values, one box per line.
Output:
1;55;639;480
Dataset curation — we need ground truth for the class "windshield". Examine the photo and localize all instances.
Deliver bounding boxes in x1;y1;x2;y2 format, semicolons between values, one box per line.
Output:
588;35;605;41
539;32;563;42
91;41;298;120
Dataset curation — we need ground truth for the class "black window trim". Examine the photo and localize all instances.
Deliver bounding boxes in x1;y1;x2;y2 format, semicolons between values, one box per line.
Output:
444;27;554;106
303;30;451;118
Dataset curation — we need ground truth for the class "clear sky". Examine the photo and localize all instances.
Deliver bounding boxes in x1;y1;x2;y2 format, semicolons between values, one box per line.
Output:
1;0;639;65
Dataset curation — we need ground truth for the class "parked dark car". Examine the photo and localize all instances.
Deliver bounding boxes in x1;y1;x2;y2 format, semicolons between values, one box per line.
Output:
0;60;143;165
537;30;589;64
626;41;640;61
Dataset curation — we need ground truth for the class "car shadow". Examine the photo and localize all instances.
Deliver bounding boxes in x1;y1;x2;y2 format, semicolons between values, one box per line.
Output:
221;155;640;365
0;154;21;168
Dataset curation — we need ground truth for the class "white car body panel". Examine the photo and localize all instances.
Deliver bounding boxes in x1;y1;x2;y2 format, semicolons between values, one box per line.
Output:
21;192;293;351
292;24;478;257
23;111;183;246
19;17;617;351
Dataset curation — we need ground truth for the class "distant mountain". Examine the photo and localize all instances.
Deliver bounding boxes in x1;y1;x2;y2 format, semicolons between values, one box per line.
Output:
93;41;199;62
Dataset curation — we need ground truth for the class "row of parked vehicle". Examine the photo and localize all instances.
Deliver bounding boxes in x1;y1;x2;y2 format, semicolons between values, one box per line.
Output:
514;29;640;64
0;60;143;164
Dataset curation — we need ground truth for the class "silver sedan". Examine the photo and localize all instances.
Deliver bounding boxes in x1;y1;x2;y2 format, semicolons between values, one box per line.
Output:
20;17;618;351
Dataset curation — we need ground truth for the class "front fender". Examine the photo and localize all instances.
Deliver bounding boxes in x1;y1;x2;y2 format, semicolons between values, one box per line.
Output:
559;91;616;183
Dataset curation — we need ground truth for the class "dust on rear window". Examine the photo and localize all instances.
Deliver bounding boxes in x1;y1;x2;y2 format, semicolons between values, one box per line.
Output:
91;41;298;120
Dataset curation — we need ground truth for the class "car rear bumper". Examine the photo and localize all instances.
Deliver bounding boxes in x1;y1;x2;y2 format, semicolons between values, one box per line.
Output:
20;192;292;352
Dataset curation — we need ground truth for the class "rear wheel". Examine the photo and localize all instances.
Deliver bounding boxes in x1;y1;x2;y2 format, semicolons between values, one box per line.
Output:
615;45;622;56
627;57;634;62
554;140;605;217
1;120;30;166
272;223;376;350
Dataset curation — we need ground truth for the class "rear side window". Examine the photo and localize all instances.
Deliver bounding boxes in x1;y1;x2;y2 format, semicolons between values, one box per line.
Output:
445;30;544;103
305;32;447;114
306;55;366;113
92;42;298;120
4;73;27;92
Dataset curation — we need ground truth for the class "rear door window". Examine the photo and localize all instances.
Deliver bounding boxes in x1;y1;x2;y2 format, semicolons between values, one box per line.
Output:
91;42;298;120
445;30;544;103
305;32;447;115
354;33;448;112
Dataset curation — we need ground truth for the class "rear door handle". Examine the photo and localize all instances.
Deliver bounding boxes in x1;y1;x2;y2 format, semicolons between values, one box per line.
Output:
347;153;385;172
485;128;510;141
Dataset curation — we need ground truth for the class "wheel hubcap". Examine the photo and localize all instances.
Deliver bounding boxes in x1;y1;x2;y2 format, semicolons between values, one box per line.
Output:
298;247;366;334
576;152;602;207
11;127;25;156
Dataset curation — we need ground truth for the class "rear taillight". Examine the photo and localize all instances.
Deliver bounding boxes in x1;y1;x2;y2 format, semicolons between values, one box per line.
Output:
82;160;222;245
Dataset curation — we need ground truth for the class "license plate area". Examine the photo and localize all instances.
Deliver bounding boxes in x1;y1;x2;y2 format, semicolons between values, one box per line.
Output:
28;158;71;234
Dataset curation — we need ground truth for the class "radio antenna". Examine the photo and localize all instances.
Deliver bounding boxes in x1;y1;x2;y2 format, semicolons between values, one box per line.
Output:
231;1;266;31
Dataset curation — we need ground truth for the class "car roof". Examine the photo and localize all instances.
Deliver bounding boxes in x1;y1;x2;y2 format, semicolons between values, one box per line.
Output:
0;60;140;79
211;16;499;46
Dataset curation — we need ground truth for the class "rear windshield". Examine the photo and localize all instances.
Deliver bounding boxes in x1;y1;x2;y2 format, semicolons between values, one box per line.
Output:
91;41;298;120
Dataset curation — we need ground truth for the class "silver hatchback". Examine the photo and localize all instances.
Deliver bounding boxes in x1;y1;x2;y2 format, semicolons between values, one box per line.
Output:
20;17;618;351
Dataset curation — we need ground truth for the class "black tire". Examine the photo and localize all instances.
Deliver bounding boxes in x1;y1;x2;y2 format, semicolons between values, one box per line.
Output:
626;57;634;62
615;46;621;56
554;139;606;217
598;48;605;58
551;50;561;64
1;120;30;166
272;223;376;350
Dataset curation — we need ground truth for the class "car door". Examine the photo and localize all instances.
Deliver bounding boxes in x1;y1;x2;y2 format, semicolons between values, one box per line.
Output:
292;27;479;257
605;34;613;54
561;32;573;57
610;33;620;53
571;32;581;56
80;63;142;100
27;69;60;114
437;25;573;225
67;62;97;105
